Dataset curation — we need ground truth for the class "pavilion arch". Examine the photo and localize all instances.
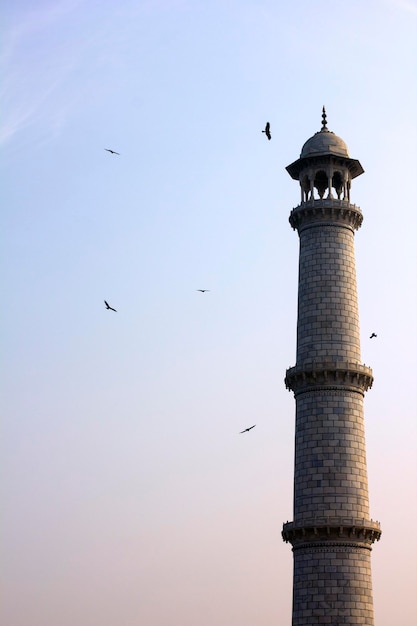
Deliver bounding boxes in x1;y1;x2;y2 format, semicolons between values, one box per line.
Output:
332;170;344;199
314;170;328;199
301;174;311;201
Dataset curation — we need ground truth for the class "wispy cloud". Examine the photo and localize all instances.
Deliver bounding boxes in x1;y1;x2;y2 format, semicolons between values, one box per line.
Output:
1;2;193;149
0;0;84;146
386;0;417;14
1;0;83;65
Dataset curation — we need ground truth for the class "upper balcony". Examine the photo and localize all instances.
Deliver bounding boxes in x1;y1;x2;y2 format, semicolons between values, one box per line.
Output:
289;199;363;232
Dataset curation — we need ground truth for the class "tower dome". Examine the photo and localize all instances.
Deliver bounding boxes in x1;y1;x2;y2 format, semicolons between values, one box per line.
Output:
300;107;349;159
299;105;349;158
300;129;349;158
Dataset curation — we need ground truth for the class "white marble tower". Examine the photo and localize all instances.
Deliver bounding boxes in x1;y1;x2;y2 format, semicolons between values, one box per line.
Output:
282;109;381;625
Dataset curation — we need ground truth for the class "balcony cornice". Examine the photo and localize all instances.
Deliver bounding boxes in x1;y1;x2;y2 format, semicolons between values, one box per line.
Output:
282;518;382;547
289;199;363;232
285;362;373;395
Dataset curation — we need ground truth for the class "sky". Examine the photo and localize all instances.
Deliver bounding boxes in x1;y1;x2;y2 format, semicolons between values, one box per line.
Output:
1;0;416;625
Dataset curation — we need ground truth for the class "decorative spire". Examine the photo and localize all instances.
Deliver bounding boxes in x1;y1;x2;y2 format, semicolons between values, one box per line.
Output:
321;106;328;131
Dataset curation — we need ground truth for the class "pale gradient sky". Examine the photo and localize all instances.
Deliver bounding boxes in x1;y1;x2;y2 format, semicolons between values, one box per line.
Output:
1;1;416;625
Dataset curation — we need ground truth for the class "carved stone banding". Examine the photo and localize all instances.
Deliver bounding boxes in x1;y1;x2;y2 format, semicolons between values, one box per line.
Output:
289;199;363;232
285;362;373;394
282;518;381;547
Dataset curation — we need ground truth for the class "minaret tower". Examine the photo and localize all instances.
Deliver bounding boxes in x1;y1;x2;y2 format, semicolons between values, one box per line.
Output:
282;109;381;625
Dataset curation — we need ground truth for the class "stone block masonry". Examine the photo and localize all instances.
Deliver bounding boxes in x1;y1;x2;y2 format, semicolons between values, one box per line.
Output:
290;546;375;625
296;221;361;366
293;390;370;520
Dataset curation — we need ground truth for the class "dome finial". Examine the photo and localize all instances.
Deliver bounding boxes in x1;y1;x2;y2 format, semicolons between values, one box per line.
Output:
321;106;328;131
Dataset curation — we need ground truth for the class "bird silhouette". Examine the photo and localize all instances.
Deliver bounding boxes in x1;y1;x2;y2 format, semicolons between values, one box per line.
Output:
370;333;377;339
196;289;210;293
105;148;120;155
240;424;256;433
262;122;271;140
104;300;117;312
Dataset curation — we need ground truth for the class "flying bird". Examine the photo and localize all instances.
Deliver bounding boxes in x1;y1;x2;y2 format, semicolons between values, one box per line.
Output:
105;148;120;155
196;289;210;293
262;122;271;140
369;333;377;339
104;300;117;312
240;424;256;434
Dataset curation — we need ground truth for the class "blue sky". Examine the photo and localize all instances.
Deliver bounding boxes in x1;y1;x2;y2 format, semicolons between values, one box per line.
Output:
1;1;416;625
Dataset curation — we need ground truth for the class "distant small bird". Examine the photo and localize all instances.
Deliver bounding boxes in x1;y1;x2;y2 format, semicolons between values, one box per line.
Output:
262;122;271;140
104;300;117;312
370;333;377;339
196;289;210;293
105;148;120;155
240;424;256;434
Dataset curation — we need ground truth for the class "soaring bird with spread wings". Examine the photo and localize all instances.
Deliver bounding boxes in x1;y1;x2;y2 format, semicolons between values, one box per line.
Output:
105;148;120;155
104;300;117;312
262;122;271;140
240;424;256;434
